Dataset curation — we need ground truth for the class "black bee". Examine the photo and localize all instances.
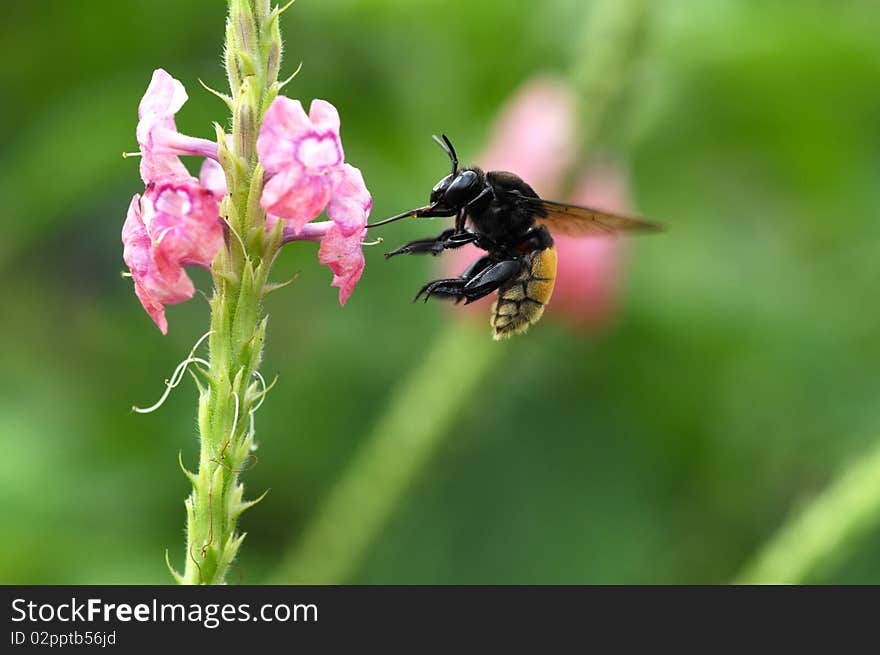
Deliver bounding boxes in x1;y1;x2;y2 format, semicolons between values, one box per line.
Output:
367;135;660;339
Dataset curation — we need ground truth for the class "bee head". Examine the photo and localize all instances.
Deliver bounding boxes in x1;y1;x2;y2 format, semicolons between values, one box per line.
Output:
429;173;455;206
364;134;480;229
433;170;482;210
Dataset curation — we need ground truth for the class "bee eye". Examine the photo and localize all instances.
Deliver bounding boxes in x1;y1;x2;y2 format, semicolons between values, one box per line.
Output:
430;174;453;203
444;170;479;207
432;174;452;193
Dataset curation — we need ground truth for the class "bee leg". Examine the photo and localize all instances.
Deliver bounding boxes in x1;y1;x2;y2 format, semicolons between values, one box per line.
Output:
414;278;467;302
413;255;491;303
416;258;522;304
460;258;523;304
385;230;480;259
385;229;456;259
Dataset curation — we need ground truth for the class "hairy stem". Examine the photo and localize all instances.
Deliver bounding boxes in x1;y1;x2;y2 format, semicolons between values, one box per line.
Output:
176;0;283;585
733;438;880;584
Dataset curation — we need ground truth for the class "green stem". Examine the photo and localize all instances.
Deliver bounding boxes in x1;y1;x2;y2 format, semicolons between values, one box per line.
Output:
733;438;880;584
175;0;283;585
272;324;502;583
569;0;648;160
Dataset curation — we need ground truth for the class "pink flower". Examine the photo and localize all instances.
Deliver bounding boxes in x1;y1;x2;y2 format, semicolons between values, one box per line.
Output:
137;69;219;184
122;70;225;333
122;178;223;334
258;98;345;229
443;77;626;331
258;97;372;305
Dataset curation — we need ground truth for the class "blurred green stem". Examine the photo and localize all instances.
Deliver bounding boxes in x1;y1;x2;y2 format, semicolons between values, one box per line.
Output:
733;439;880;584
570;0;648;158
273;0;650;585
274;324;501;583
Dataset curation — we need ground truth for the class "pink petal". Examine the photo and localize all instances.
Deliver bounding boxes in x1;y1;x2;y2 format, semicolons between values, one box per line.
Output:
136;69;218;184
121;194;196;334
133;263;194;335
138;69;187;122
133;280;170;335
142;179;223;271
257;97;312;174
122;195;153;277
258;97;344;177
136;70;186;160
318;224;366;306
199;158;228;201
260;164;334;229
327;164;372;237
139;153;190;185
301;99;344;169
136;69;192;184
297;134;343;170
280;219;333;243
308;99;341;136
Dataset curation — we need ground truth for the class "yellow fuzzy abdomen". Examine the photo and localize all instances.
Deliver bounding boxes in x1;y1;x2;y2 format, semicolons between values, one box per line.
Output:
490;246;557;339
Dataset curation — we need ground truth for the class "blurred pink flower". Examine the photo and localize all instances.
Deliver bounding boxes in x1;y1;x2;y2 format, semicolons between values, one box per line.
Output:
443;76;628;331
551;166;628;329
122;178;223;334
257;97;372;305
137;69;219;184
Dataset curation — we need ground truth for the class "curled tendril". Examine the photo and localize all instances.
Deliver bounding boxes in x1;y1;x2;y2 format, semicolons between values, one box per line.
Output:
132;330;213;413
214;391;241;463
250;370;276;413
189;544;203;584
213;453;259;474
200;491;214;558
211;390;260;473
229;391;240;446
247;370;277;448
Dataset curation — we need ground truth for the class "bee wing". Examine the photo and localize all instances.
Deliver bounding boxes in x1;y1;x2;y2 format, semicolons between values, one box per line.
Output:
518;196;662;237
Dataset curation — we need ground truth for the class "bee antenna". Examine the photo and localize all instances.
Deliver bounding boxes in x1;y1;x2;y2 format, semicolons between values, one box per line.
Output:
432;133;459;176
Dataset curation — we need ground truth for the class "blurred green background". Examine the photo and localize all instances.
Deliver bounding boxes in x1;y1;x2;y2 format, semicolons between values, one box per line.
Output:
2;0;880;584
